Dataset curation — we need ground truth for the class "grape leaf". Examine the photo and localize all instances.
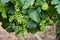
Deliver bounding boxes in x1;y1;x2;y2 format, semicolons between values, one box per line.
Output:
35;0;44;6
21;0;35;9
27;19;37;29
22;9;27;14
55;4;60;14
8;6;15;14
23;2;30;9
1;0;10;6
28;9;40;23
56;21;60;33
36;7;41;13
51;0;60;5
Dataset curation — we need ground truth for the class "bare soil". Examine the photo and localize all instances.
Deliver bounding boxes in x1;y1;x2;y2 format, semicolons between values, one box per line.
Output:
0;22;56;40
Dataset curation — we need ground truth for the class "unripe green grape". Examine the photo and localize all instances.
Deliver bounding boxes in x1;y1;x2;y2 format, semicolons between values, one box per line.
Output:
42;4;48;10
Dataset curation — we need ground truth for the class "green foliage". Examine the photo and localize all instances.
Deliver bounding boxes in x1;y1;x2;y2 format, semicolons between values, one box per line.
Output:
0;0;60;36
42;3;48;10
55;5;60;14
51;0;60;14
27;19;38;29
51;0;60;4
22;0;35;9
56;21;60;33
28;8;41;23
1;0;10;6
